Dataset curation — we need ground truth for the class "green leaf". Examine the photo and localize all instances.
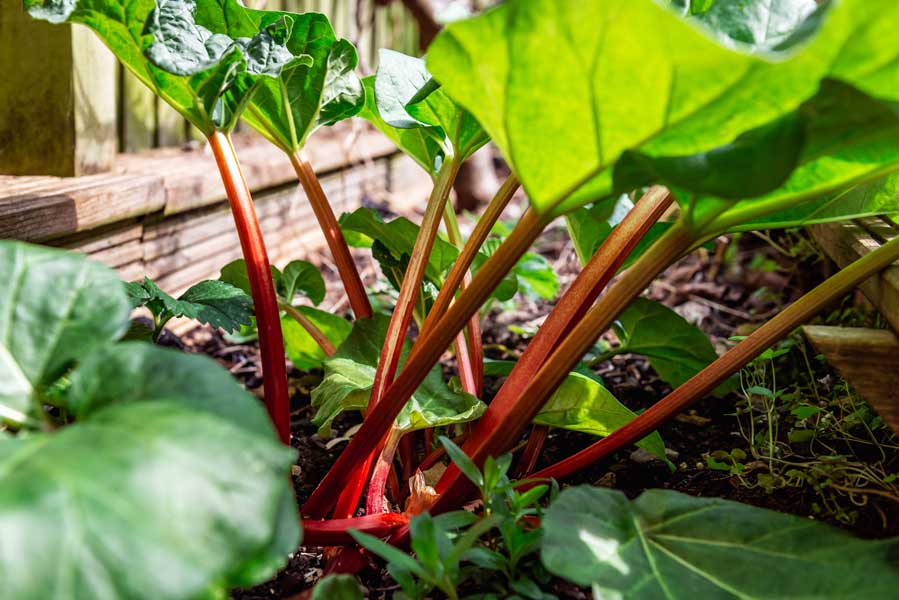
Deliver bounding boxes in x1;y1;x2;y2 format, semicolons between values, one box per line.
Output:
282;306;352;371
541;486;899;598
0;242;130;426
614;298;733;394
26;0;312;135
340;207;459;284
243;15;365;151
359;76;444;175
350;529;430;580
311;574;364;600
130;277;253;333
65;342;276;437
0;401;299;600
426;0;899;215
482;361;665;460
221;258;325;305
311;315;485;437
681;0;821;49
440;435;484;489
367;49;488;165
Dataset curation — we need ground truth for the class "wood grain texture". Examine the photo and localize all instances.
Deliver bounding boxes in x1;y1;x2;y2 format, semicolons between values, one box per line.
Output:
803;325;899;433
810;219;899;332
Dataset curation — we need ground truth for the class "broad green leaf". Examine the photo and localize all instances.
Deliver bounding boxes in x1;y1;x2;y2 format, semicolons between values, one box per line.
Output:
221;259;325;305
482;361;666;460
0;401;299;600
542;486;899;598
242;13;365;151
65;342;275;437
311;315;485;437
340;207;459;284
426;0;899;215
359;76;443;175
681;0;821;50
129;277;253;333
282;306;352;371
26;0;312;135
565;195;673;267
364;49;488;168
614;298;733;394
311;574;364;600
0;242;130;426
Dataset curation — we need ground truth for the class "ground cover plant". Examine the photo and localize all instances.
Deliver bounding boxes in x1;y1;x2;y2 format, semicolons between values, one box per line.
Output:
15;0;899;597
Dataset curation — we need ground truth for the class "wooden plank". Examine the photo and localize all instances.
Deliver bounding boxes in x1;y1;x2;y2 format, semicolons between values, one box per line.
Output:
803;326;899;433
50;221;143;255
119;67;156;152
0;173;164;242
155;99;187;148
809;221;899;332
0;3;116;176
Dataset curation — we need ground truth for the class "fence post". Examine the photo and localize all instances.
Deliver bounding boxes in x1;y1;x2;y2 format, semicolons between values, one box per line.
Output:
0;3;116;176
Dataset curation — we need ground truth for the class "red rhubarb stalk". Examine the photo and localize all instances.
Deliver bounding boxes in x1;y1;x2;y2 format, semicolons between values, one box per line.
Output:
290;150;372;320
334;158;461;518
529;233;899;484
209;132;290;444
303;208;550;518
509;187;673;476
302;513;410;547
432;220;694;511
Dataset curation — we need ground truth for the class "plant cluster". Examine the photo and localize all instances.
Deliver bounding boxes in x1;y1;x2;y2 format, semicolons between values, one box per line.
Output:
7;0;899;597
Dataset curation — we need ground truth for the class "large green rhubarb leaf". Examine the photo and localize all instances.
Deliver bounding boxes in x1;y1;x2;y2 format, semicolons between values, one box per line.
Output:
311;315;485;437
0;401;298;600
542;486;899;599
426;0;899;216
0;242;130;427
26;0;312;134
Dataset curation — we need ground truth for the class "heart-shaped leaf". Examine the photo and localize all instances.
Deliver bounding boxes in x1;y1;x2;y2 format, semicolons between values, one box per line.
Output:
221;259;325;306
311;315;485;437
542;486;899;598
26;0;312;135
0;242;130;427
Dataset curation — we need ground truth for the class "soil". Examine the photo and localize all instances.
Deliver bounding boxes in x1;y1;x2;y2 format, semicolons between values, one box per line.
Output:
175;204;898;599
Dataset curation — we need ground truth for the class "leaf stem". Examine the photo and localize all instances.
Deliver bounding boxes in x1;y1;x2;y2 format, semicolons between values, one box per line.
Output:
209;132;290;444
366;427;404;515
302;512;410;547
433;215;692;510
278;301;336;356
303;207;549;518
290;151;372;320
420;174;520;334
454;187;672;482
332;158;460;519
528;233;899;484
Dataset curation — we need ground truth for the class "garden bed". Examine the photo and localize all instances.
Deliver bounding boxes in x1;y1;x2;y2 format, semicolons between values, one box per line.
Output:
160;213;899;598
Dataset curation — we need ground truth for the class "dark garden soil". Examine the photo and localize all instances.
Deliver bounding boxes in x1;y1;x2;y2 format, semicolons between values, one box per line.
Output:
173;201;899;598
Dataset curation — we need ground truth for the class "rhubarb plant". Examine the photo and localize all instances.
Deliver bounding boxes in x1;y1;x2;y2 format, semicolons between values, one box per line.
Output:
0;242;298;600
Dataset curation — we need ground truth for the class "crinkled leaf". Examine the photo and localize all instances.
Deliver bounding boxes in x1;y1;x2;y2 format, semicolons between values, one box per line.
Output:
130;277;253;333
482;361;665;460
243;14;365;151
311;315;485;437
542;486;899;598
26;0;312;135
359;76;443;175
426;0;899;216
340;207;459;284
282;306;352;371
614;298;734;394
0;401;299;600
370;49;487;164
0;242;130;426
65;342;275;437
681;0;821;50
